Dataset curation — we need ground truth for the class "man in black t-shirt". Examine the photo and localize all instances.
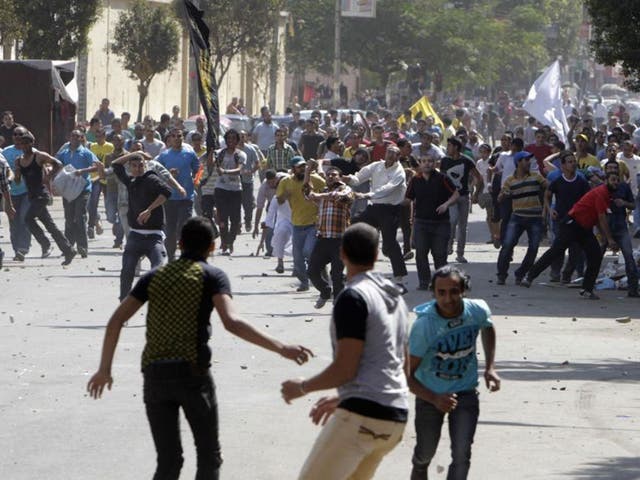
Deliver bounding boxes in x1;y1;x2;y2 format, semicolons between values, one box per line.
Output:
440;137;484;263
88;217;312;479
406;155;459;290
299;119;325;160
545;151;590;283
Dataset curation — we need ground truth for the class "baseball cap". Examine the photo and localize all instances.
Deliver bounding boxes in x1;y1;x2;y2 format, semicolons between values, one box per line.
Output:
512;151;533;168
289;155;306;168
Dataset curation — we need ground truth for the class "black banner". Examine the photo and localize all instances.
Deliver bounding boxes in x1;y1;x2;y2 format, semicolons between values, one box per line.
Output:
183;0;219;151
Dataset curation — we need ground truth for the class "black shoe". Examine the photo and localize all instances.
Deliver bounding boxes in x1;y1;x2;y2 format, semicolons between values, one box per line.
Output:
520;278;532;288
0;250;4;269
87;228;95;240
13;252;25;262
275;263;284;274
296;285;309;292
62;249;77;266
514;277;523;286
314;296;330;309
403;251;415;260
396;283;408;295
496;277;506;285
628;290;640;298
579;289;599;300
78;247;88;258
41;245;54;258
549;276;560;283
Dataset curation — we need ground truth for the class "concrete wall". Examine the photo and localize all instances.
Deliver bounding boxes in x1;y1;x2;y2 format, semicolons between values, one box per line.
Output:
80;0;184;121
79;0;287;121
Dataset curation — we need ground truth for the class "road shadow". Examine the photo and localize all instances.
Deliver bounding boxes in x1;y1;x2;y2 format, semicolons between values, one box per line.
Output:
479;419;640;434
562;456;640;479
496;359;639;383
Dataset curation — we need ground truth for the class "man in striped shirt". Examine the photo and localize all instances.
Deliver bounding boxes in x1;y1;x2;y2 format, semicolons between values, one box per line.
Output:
266;128;296;172
496;151;547;285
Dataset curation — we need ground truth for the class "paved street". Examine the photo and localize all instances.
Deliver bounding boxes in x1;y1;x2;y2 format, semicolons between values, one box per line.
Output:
1;199;638;479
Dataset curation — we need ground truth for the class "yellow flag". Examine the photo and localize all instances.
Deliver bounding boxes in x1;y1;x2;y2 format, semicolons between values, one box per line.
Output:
398;96;444;132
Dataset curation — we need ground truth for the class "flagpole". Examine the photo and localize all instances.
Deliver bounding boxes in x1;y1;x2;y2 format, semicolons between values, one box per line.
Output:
332;0;341;108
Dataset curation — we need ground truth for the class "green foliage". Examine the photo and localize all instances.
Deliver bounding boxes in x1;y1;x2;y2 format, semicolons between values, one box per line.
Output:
341;1;422;87
285;0;335;76
111;0;180;121
14;0;101;59
174;0;284;86
286;0;582;93
0;0;20;45
586;0;640;91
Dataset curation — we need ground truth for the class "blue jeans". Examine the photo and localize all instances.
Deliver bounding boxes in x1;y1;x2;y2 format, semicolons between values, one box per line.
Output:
104;188;124;244
634;195;640;233
9;193;32;255
63;191;90;250
414;220;450;288
292;224;317;287
308;237;343;299
448;195;470;257
241;181;255;226
120;231;167;300
143;363;221;480
88;180;101;228
411;391;479;480
610;220;638;292
164;200;193;261
497;215;543;280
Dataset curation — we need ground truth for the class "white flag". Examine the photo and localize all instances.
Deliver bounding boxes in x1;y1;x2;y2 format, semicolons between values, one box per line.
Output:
523;60;568;142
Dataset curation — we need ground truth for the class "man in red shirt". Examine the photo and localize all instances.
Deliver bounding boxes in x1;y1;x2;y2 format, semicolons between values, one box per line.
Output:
525;130;552;177
521;172;620;299
368;124;396;162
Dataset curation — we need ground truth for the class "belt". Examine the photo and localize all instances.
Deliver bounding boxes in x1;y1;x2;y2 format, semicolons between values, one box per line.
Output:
143;360;209;379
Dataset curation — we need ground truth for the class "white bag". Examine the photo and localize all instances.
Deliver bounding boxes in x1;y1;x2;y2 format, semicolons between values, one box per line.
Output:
52;165;86;201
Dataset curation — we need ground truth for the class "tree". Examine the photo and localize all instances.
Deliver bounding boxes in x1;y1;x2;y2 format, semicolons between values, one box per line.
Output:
0;0;20;59
586;0;640;91
173;0;284;87
285;0;334;76
341;1;422;88
111;0;180;122
14;0;101;59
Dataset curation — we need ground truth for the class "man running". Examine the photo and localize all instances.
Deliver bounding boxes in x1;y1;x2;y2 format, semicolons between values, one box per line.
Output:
14;132;76;265
408;265;500;479
88;217;312;479
281;223;409;480
521;170;621;299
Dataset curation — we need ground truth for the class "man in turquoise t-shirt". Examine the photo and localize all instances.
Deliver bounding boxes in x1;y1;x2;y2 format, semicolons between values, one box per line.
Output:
408;265;500;480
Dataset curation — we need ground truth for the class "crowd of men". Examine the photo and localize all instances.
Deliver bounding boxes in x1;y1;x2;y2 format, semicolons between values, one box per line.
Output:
0;99;640;300
2;92;639;478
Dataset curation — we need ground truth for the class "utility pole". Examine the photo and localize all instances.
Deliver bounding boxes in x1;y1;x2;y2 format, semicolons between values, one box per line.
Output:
332;0;341;108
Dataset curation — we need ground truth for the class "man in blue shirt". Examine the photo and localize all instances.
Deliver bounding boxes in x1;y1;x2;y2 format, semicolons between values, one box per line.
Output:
157;127;199;261
408;266;500;480
2;126;32;261
603;160;639;297
56;130;101;257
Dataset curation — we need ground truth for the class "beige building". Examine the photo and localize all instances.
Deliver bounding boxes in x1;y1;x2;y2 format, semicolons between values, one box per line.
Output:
0;0;289;122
